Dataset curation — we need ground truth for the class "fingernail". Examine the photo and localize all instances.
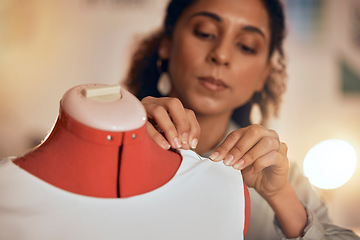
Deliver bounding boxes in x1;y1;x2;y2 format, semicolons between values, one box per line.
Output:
173;137;181;148
223;154;234;166
233;159;244;170
161;140;171;150
191;138;198;149
181;132;188;144
209;151;219;161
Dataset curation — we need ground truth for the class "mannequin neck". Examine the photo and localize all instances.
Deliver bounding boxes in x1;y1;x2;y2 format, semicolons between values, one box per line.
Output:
14;108;182;198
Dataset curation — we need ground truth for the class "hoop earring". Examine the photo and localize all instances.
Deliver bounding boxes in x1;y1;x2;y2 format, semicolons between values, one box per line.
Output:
250;91;265;125
156;59;172;96
250;103;262;125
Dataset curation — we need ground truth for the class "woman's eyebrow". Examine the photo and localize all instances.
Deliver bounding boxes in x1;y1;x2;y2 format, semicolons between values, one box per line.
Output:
190;11;266;40
243;26;266;40
190;11;222;22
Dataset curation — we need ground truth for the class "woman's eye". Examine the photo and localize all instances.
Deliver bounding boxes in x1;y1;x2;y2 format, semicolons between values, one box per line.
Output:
238;44;256;54
194;30;215;40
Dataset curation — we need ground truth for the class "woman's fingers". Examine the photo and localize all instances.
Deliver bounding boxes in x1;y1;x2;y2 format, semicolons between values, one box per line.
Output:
164;98;191;148
146;122;171;150
209;130;242;162
186;109;200;149
145;101;182;149
232;135;281;170
249;142;288;173
209;124;279;165
141;96;200;150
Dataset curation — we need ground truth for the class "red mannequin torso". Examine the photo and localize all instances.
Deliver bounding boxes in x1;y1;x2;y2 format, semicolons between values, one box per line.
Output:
14;84;182;198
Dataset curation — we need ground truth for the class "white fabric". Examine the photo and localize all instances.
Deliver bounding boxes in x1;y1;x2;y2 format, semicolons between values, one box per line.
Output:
0;149;246;240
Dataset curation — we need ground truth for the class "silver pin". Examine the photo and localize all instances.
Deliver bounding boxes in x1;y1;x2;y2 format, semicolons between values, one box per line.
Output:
191;148;204;161
172;148;204;161
132;134;136;139
106;135;113;141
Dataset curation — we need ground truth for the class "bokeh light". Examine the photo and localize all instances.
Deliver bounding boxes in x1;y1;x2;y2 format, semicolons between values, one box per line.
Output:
303;139;357;190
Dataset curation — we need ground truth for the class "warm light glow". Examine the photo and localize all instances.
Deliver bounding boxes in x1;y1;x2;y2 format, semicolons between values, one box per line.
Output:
303;139;357;189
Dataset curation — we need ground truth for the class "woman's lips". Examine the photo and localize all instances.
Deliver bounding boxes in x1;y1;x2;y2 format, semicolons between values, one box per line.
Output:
198;77;228;91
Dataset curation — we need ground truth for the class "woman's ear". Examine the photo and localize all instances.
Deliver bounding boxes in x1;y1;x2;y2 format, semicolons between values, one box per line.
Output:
255;62;272;92
158;37;171;59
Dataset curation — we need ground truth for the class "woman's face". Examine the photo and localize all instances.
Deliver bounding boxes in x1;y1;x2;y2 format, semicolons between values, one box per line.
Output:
159;0;271;118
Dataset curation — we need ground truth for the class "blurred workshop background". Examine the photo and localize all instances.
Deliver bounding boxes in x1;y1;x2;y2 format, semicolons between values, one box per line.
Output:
1;0;360;235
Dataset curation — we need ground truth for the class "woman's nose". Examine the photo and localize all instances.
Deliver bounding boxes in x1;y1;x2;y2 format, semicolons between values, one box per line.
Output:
208;39;231;66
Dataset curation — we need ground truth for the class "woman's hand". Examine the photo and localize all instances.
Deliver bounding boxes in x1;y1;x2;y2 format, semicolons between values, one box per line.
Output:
209;125;308;238
141;96;200;150
209;124;289;200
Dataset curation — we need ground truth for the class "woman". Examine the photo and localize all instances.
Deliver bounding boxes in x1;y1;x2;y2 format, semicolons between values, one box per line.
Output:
125;0;360;239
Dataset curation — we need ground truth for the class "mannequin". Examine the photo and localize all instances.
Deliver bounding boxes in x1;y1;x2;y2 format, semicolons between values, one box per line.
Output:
13;84;182;198
0;84;249;240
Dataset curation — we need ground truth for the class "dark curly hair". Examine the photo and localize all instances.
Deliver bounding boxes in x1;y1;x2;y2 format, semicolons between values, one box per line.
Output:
124;0;287;127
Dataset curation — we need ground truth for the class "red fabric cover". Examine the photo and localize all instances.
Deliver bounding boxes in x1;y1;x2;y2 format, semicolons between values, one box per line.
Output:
14;107;181;198
243;181;250;237
119;123;182;198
